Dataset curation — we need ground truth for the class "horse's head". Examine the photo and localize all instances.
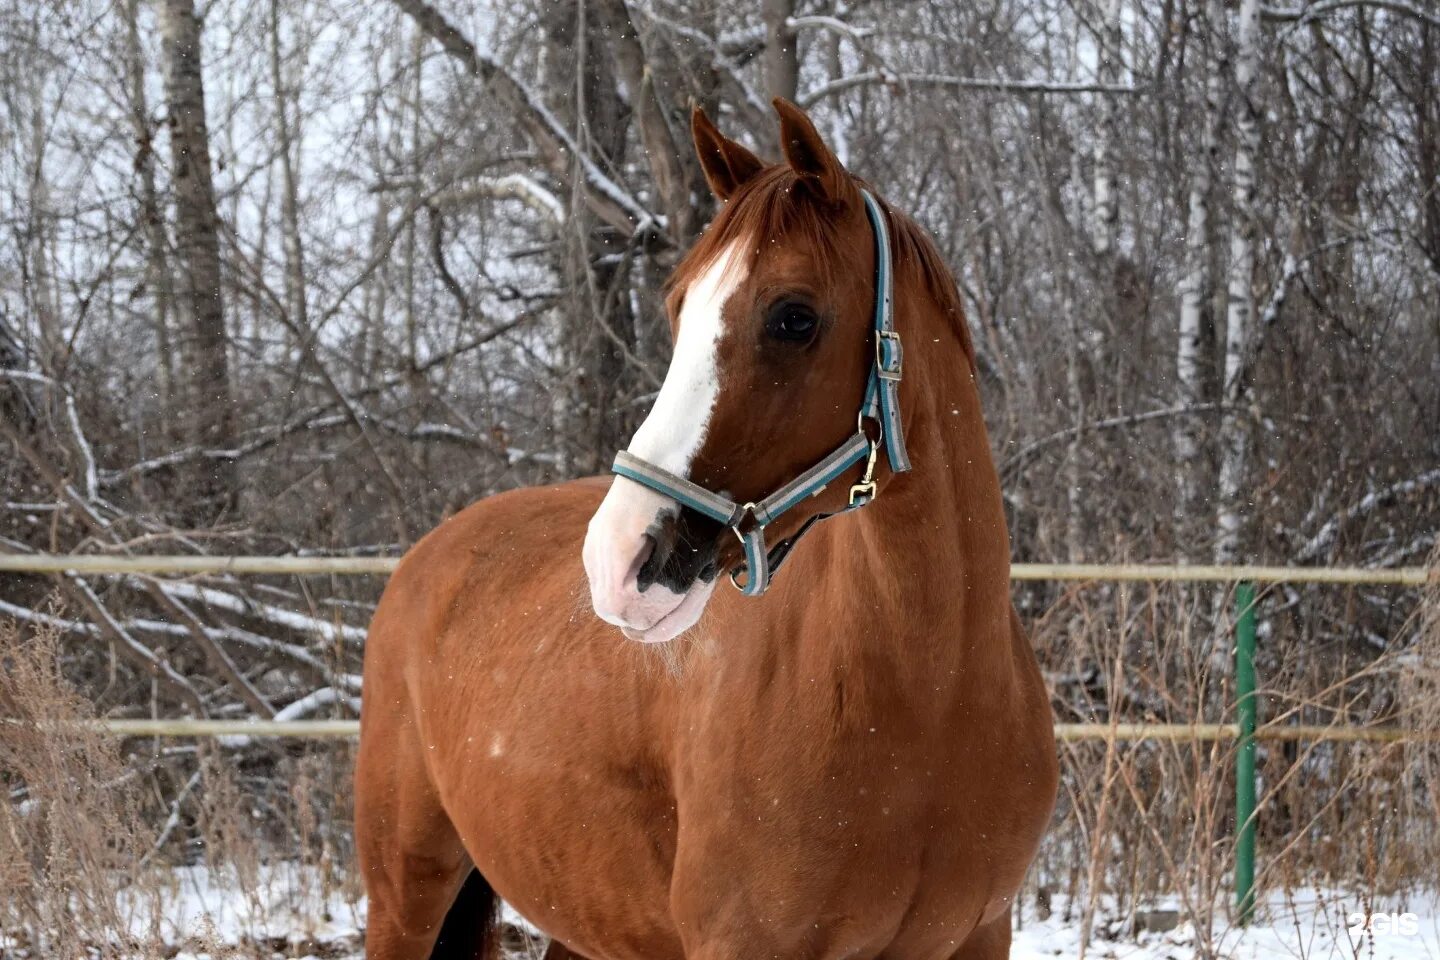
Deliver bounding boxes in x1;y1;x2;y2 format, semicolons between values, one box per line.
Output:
584;99;889;643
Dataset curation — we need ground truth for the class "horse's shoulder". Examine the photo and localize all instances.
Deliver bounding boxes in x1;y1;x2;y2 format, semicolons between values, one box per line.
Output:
390;477;608;584
373;477;608;647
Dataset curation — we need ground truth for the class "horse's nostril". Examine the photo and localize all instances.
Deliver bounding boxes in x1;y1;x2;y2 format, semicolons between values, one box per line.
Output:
636;524;676;593
635;508;722;594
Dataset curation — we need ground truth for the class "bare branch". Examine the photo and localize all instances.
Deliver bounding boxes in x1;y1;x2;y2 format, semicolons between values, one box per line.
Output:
1002;405;1228;478
631;5;771;132
62;575;208;715
800;72;1143;108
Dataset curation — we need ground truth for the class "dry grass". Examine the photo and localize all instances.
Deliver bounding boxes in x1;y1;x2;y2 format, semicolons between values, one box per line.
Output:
0;610;161;957
0;608;370;958
1019;568;1440;955
1396;544;1440;864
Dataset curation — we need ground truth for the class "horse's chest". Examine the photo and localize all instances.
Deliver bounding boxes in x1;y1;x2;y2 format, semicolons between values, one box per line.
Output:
668;721;1018;950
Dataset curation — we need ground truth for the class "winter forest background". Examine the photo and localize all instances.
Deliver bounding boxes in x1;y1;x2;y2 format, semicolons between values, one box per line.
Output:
2;0;1440;954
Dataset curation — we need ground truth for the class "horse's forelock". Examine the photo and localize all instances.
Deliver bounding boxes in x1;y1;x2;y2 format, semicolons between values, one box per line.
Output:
666;166;848;305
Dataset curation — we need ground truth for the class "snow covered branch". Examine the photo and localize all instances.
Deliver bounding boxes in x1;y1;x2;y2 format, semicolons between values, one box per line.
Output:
390;0;661;237
433;174;565;224
1262;0;1440;29
786;14;874;41
142;579;369;646
1295;468;1440;563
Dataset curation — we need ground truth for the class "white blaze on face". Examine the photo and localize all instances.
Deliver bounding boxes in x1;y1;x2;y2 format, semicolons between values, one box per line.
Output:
628;238;748;474
581;238;749;642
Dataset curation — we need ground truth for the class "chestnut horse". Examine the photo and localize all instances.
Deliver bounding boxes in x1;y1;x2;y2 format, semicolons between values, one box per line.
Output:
355;99;1057;960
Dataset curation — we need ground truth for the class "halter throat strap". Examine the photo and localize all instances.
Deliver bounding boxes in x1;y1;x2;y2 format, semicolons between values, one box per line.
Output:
611;189;910;596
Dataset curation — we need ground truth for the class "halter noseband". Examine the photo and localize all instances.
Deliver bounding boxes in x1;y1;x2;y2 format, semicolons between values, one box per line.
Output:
611;190;911;596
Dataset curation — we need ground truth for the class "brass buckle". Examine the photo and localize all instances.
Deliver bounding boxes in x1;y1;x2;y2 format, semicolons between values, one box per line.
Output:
848;437;880;505
876;330;902;381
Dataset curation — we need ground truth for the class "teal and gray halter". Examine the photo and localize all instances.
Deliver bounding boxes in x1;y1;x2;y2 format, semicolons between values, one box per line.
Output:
612;190;911;596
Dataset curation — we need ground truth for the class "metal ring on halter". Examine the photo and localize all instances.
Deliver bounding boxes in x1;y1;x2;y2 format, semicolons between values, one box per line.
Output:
728;506;754;590
728;552;749;590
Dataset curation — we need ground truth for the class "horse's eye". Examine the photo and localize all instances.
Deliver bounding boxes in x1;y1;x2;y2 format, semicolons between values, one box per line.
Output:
765;301;820;343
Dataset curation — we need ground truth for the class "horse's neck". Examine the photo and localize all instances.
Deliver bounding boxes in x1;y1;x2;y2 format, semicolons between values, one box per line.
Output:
789;338;1017;693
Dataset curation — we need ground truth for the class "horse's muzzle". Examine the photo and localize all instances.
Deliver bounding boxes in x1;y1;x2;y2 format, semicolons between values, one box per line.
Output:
583;477;720;643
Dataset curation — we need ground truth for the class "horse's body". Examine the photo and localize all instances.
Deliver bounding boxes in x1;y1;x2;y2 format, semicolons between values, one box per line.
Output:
356;100;1057;960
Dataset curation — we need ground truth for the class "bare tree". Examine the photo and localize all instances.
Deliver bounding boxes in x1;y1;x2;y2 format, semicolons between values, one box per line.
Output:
158;0;235;516
1173;0;1226;553
764;0;799;100
1216;0;1263;568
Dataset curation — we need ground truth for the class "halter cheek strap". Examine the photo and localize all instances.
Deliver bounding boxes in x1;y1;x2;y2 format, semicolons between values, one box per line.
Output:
611;189;910;596
613;433;873;596
860;190;910;473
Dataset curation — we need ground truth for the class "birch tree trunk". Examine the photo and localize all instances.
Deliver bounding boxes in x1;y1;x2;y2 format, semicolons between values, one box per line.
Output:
1091;0;1122;260
356;193;390;391
158;0;236;515
1174;0;1226;552
403;27;421;373
268;0;308;334
1064;295;1086;562
124;0;176;424
1215;0;1262;567
1066;0;1123;563
26;107;60;371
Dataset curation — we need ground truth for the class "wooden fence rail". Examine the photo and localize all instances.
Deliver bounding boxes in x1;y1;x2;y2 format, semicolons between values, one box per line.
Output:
15;719;1429;740
2;555;1433;745
1;554;1434;585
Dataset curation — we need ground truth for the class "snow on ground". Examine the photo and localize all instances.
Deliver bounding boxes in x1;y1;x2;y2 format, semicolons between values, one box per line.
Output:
1013;891;1440;960
106;868;1440;959
119;863;366;957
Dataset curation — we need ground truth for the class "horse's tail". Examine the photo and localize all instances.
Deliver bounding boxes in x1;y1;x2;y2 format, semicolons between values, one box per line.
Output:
428;868;501;960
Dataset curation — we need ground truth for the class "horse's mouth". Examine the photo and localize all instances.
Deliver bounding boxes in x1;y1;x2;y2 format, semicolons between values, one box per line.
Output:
584;482;721;643
620;575;717;644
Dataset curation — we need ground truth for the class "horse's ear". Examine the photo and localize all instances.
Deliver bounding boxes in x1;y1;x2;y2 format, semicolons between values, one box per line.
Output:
773;97;850;203
691;107;765;202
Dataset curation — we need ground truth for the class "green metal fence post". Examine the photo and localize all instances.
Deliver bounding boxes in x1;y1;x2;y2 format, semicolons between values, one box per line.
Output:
1234;581;1258;926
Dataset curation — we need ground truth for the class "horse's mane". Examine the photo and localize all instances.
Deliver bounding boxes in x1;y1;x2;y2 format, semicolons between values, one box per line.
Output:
668;166;975;367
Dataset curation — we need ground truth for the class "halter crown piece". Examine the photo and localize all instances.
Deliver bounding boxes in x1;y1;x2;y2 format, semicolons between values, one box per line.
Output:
612;190;911;596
